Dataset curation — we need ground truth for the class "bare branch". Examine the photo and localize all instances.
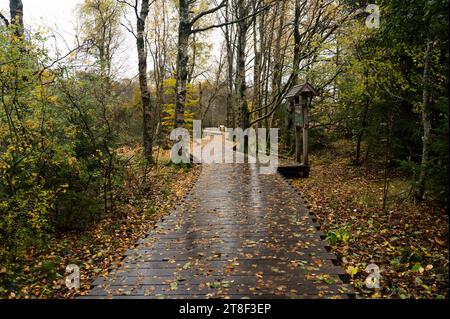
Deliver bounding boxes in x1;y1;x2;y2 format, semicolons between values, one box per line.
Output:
120;21;137;38
0;11;9;26
191;4;271;34
35;43;87;77
190;0;226;26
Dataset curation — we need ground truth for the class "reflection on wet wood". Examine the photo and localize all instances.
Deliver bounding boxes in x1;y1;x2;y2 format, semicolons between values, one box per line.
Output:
83;163;352;299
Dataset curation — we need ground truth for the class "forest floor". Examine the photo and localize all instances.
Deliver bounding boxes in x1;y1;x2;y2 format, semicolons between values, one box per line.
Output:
83;162;351;299
1;141;448;299
290;140;449;299
0;149;200;299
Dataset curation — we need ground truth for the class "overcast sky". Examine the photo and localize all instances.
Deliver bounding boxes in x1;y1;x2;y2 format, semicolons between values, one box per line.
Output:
1;0;224;80
0;0;81;32
1;0;140;78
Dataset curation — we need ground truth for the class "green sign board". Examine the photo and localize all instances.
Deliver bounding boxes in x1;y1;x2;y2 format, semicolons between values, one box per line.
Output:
295;112;303;127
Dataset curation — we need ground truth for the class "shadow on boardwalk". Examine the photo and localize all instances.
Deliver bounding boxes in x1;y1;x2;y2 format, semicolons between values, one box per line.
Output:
82;163;353;299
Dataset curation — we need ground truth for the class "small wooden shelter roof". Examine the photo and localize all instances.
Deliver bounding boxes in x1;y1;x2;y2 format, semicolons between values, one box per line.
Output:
285;82;319;99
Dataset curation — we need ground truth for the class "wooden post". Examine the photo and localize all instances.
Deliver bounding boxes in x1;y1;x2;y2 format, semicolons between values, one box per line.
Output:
294;99;302;163
295;126;302;162
302;95;309;166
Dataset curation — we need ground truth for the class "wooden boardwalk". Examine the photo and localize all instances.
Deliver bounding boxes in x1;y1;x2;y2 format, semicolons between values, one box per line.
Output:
83;163;352;299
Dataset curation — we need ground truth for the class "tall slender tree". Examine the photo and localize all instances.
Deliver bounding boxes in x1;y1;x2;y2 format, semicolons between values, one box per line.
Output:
119;0;155;161
174;0;226;128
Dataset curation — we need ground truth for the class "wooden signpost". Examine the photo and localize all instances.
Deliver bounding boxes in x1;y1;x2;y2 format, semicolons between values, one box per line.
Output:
284;82;318;177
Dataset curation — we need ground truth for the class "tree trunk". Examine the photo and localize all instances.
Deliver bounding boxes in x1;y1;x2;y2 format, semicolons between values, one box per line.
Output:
174;0;190;128
416;39;434;200
291;0;301;157
302;97;309;166
136;0;154;161
271;1;285;103
292;0;301;85
355;70;370;166
9;0;23;36
262;7;274;131
235;2;250;130
252;15;261;129
295;126;302;162
224;9;235;128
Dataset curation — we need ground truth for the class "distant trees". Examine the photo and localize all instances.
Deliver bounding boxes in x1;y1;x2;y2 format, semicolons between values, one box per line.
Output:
148;0;176;141
174;0;226;128
78;0;123;77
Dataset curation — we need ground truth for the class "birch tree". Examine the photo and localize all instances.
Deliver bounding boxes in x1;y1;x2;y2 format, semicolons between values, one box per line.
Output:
174;0;268;128
78;0;123;78
174;0;226;128
119;0;155;161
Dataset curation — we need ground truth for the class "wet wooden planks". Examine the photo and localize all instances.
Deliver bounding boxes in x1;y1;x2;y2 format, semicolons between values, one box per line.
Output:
82;163;352;299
